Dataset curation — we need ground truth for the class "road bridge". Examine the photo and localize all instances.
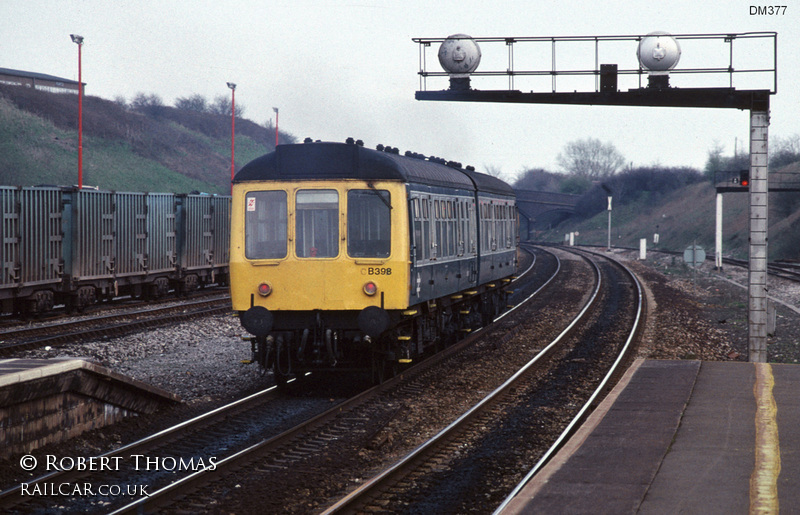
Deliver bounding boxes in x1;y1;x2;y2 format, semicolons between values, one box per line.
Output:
515;189;579;238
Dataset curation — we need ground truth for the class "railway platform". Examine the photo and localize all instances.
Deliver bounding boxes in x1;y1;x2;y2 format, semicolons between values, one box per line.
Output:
0;358;179;455
500;358;796;514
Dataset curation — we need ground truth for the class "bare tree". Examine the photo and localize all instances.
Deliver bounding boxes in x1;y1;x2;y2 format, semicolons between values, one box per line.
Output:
210;95;245;117
771;134;800;168
130;92;166;117
483;164;511;183
175;94;208;113
513;168;563;193
113;95;128;109
704;140;748;181
556;138;625;179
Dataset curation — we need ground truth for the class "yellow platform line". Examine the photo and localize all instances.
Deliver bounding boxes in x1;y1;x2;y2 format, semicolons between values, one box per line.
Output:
750;362;780;515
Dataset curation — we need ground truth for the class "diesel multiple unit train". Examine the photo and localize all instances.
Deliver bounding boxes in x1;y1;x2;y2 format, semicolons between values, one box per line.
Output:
0;186;230;315
231;139;518;382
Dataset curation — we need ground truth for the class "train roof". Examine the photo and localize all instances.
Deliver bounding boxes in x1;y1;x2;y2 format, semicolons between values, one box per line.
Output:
233;141;514;196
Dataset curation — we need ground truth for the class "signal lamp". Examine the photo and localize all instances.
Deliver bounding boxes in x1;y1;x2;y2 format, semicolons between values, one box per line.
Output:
739;170;750;187
637;32;681;73
438;34;481;75
637;31;681;89
363;281;378;296
257;282;272;297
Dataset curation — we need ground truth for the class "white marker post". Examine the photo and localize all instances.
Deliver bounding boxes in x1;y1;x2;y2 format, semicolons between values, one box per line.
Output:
607;196;612;251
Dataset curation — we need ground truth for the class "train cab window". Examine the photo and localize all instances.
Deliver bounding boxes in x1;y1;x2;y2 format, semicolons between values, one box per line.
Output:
245;191;287;259
347;189;391;258
296;190;339;258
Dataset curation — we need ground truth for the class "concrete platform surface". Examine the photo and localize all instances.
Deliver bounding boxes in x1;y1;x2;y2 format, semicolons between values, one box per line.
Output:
501;358;796;514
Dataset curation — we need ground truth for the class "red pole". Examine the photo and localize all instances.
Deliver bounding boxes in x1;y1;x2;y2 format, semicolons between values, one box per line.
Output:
71;35;84;189
227;82;236;193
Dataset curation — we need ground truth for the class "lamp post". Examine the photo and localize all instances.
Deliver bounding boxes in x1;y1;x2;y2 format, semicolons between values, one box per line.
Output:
227;82;236;192
273;107;279;148
70;34;84;189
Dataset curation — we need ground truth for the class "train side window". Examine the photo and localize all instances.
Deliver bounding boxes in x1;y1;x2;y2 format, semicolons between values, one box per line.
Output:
481;203;491;252
456;200;464;256
421;198;430;260
296;189;339;258
412;198;423;262
437;199;444;258
245;191;287;259
506;204;514;248
469;201;476;253
497;205;505;251
347;189;391;258
447;201;455;257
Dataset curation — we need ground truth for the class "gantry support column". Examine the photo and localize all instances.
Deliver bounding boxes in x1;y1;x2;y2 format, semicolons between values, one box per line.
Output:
748;109;769;362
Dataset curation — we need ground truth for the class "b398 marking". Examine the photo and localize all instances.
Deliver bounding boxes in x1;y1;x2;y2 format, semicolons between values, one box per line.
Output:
362;267;392;275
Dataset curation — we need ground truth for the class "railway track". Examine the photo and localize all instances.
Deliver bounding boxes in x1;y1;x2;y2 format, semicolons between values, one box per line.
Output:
0;246;546;513
2;244;637;514
322;247;643;513
97;246;551;514
562;242;800;284
0;295;232;356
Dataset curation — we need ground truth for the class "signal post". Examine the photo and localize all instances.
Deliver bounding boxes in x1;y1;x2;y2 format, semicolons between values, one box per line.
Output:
749;110;769;362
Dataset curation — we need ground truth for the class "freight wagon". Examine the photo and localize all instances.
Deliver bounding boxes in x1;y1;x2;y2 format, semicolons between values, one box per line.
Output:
0;186;230;315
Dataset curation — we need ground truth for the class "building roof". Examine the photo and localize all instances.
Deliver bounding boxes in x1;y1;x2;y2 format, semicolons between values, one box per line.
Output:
0;67;80;86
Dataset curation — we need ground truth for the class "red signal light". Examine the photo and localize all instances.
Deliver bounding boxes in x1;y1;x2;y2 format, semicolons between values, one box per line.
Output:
363;281;378;296
739;170;749;187
257;282;272;297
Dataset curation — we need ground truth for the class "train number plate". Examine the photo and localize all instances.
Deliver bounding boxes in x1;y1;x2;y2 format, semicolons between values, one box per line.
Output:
363;267;392;275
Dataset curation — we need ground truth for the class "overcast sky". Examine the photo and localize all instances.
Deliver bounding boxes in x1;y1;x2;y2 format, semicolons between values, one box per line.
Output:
2;0;797;182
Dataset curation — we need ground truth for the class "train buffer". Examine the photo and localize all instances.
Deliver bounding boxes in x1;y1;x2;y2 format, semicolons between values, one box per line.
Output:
499;359;800;513
0;358;179;456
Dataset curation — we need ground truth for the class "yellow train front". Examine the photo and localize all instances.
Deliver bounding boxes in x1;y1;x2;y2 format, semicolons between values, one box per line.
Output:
231;139;517;383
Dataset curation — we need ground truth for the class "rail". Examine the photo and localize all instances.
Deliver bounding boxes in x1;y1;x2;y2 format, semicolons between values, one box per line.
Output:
493;247;645;513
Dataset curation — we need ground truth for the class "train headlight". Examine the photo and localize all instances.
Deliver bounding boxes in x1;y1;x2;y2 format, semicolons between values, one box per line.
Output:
363;281;378;296
257;282;273;297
